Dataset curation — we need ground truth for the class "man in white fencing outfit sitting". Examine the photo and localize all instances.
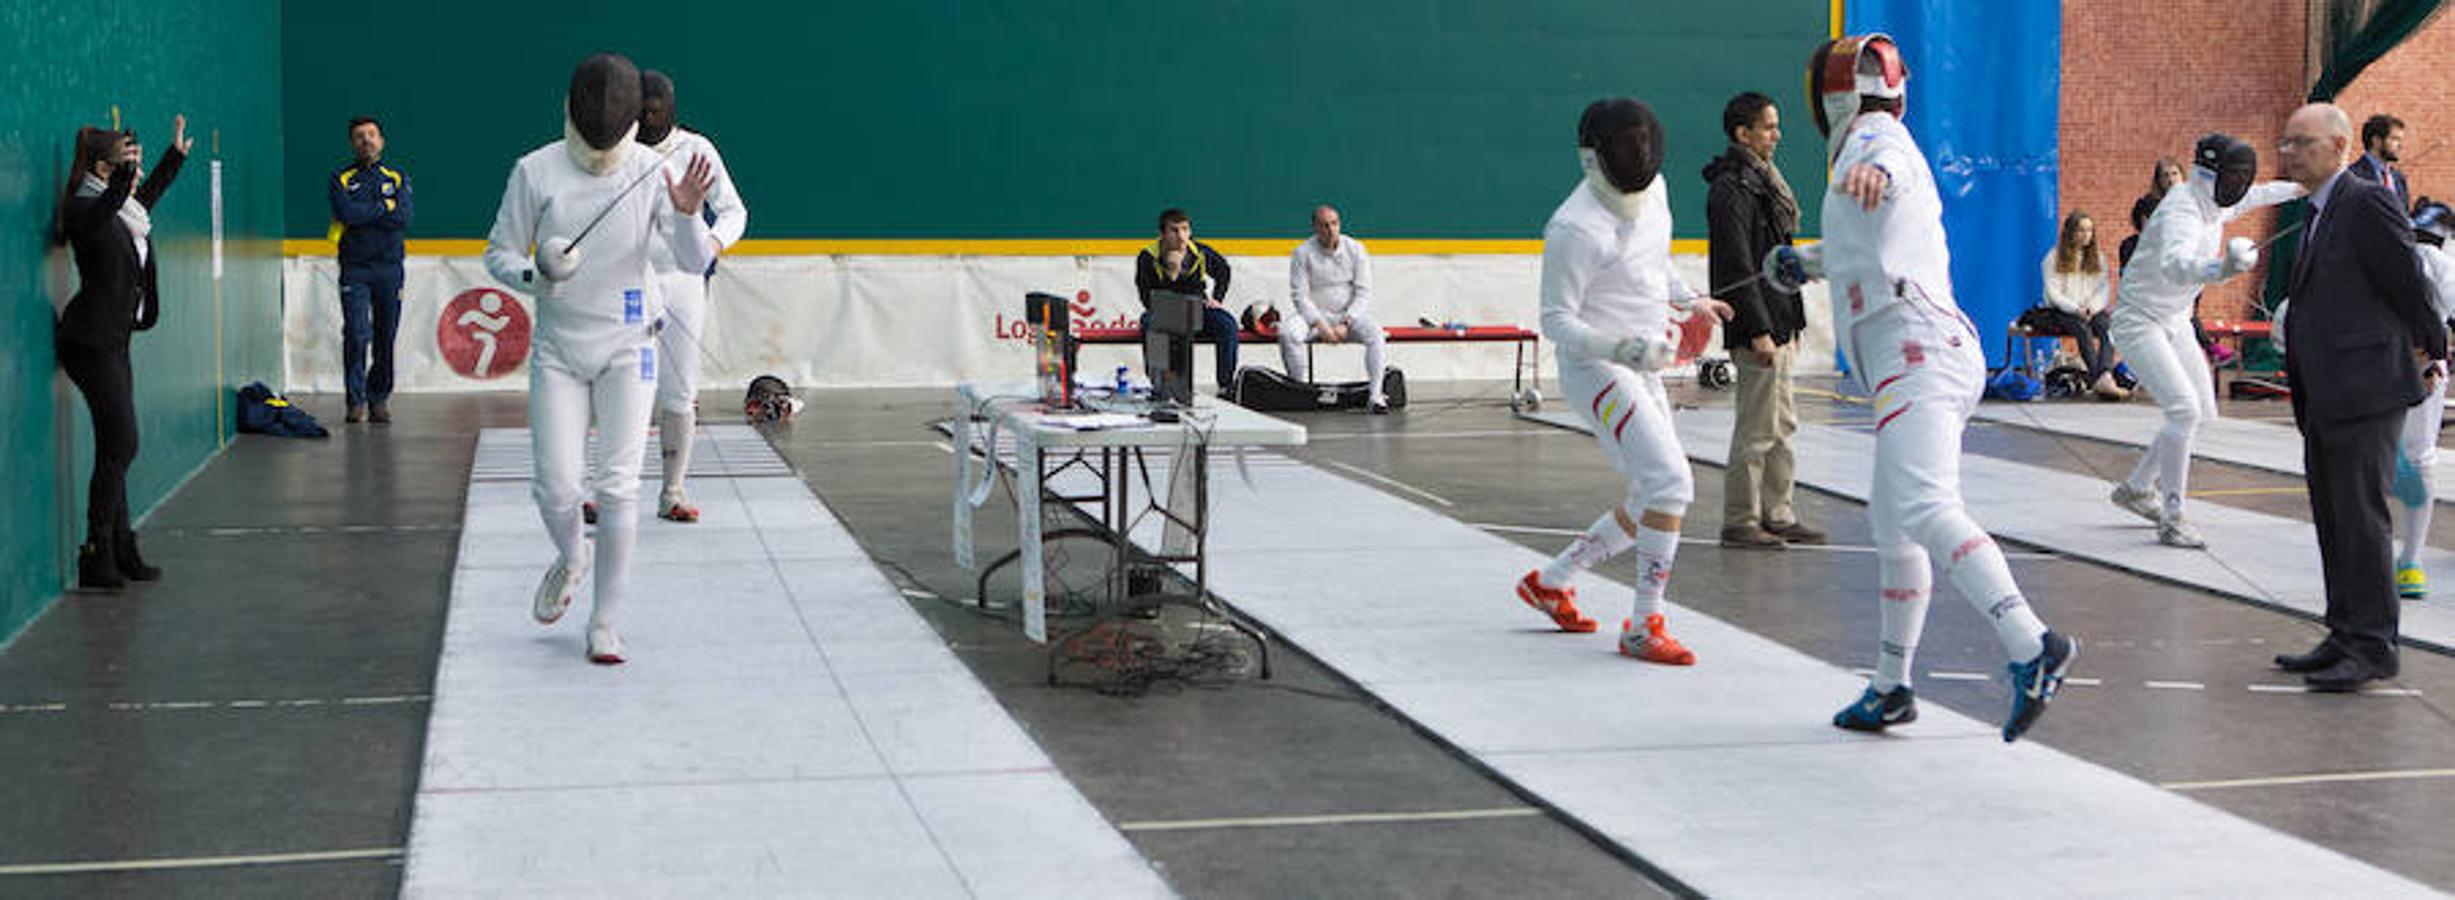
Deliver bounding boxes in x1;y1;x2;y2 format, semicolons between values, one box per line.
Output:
1278;204;1391;413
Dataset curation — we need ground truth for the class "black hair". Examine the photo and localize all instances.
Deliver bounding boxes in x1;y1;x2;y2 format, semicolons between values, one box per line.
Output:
2362;113;2404;148
1157;208;1189;230
348;116;381;134
1722;92;1777;143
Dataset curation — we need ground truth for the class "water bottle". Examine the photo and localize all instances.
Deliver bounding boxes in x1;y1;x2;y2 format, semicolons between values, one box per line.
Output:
1115;365;1132;396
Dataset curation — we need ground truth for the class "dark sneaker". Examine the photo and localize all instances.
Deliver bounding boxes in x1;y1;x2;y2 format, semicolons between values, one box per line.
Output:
2003;631;2078;743
1833;684;1918;732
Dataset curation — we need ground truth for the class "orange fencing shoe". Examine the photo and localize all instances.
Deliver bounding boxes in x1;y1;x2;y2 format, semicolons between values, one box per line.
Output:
1516;571;1599;633
1618;615;1696;665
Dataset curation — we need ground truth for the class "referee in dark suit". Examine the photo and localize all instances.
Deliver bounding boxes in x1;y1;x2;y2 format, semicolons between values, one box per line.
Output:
2274;103;2448;691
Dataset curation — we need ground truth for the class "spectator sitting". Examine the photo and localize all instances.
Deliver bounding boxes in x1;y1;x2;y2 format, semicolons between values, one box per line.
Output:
1133;208;1240;398
2034;210;2128;400
1278;204;1391;412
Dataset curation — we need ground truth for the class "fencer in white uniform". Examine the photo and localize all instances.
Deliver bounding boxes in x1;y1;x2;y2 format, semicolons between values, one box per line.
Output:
2109;133;2302;548
1767;35;2075;741
639;70;749;522
2394;203;2455;597
1279;205;1390;411
1515;98;1732;665
485;53;718;664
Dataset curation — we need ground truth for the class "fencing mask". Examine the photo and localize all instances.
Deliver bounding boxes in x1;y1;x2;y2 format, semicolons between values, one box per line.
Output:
2192;133;2258;208
1576;98;1665;219
1808;34;1908;157
565;53;642;175
638;70;676;148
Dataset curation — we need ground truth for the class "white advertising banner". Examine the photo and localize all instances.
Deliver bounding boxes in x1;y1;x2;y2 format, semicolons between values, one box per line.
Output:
280;252;1832;394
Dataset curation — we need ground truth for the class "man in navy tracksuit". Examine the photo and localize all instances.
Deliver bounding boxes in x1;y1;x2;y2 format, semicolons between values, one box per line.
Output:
329;116;413;423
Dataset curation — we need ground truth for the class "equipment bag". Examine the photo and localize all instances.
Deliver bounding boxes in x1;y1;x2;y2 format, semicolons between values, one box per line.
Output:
1232;366;1407;412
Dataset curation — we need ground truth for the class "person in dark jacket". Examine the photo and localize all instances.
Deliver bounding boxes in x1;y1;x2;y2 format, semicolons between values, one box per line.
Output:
1134;208;1239;397
328;116;413;423
1704;92;1823;548
52;116;190;590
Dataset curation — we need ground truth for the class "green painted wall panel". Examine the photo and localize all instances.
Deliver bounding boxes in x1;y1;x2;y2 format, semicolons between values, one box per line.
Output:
283;1;1831;240
0;2;285;640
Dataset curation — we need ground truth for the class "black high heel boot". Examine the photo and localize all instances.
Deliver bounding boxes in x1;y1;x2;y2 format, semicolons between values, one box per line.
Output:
114;530;161;582
78;538;127;591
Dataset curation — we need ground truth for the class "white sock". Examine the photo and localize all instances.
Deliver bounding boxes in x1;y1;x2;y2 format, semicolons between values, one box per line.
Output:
1629;525;1679;621
1540;508;1634;588
2400;488;2434;567
590;496;635;632
1941;531;2047;662
1873;546;1932;692
658;407;695;507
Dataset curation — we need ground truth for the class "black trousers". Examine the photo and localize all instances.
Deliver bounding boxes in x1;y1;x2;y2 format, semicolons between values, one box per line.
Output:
2031;308;2117;380
2302;408;2402;674
57;338;137;543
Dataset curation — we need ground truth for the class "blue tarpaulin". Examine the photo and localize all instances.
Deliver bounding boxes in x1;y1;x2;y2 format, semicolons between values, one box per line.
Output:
1845;1;2061;367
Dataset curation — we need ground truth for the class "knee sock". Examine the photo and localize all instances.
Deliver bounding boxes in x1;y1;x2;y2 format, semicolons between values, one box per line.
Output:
1630;525;1679;621
591;497;636;632
1540;508;1634;588
659;407;695;506
1873;546;1932;692
1938;525;2048;663
2399;467;2435;567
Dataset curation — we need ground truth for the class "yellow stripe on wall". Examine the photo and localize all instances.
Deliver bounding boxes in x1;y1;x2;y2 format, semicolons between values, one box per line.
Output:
281;237;1711;257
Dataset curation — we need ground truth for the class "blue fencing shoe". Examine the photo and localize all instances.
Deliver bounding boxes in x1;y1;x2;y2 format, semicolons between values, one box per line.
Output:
2003;631;2078;743
1832;684;1918;733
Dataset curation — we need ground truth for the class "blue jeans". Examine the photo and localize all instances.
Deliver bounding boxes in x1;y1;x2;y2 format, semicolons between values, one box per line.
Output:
1140;306;1241;392
339;265;404;406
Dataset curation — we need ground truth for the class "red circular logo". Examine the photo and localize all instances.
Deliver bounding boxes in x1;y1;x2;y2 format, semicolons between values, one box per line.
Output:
436;288;532;379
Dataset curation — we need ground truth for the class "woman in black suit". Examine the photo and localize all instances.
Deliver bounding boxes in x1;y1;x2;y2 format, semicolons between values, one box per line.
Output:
53;115;189;590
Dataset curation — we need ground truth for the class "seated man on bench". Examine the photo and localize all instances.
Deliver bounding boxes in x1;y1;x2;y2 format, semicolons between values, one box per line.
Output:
1134;207;1239;398
1279;204;1391;413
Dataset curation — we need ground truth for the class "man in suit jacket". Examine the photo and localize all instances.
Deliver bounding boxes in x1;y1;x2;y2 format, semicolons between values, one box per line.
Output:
2349;113;2411;212
2275;103;2447;691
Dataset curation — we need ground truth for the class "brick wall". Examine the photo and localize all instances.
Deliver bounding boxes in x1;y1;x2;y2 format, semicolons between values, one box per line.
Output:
2061;0;2309;322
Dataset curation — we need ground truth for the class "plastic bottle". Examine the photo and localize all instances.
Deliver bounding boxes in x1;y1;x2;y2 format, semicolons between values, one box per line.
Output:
1115;365;1131;396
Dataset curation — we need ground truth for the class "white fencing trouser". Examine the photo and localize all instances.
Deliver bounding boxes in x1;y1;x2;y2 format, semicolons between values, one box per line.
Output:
653;271;708;505
2397;373;2447;564
1553;355;1692;620
531;342;659;632
1277;312;1389;400
1850;301;2047;686
2109;311;2216;519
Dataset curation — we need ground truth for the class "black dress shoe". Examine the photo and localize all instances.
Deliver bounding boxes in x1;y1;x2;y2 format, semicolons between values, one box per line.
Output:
2273;643;2344;673
2304;657;2385;693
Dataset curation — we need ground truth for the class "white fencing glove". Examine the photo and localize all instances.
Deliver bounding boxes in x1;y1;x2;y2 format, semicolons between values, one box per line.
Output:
2216;236;2258;279
1762;244;1824;294
537;236;582;282
2271;299;2289;353
1612;335;1677;371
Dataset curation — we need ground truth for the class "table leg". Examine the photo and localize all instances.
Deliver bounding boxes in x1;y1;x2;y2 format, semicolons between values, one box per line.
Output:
1019;440;1047;643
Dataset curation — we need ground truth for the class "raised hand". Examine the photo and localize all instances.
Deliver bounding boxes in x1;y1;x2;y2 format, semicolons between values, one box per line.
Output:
665;153;715;215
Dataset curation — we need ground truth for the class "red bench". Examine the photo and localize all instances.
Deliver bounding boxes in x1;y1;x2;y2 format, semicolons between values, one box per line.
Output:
1072;324;1547;409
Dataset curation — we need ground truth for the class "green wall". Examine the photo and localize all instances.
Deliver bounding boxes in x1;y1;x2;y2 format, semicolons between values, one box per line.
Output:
283;1;1831;241
0;2;286;640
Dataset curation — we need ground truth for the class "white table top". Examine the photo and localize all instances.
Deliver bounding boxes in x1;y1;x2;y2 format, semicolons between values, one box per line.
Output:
956;381;1307;449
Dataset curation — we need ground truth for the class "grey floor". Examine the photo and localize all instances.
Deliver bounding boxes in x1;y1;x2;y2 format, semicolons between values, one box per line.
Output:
2;379;2452;896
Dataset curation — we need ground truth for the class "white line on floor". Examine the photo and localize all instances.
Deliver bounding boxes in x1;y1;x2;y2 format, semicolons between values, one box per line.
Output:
3;695;430;716
1116;807;1542;832
2161;768;2455;792
1926;672;1991;682
2065;677;2104;687
0;847;403;876
1310;429;1576;441
2144;681;2205;691
933;441;953;454
1467;523;2059;561
198;524;458;537
1324;460;1455;507
2246;684;2423;697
